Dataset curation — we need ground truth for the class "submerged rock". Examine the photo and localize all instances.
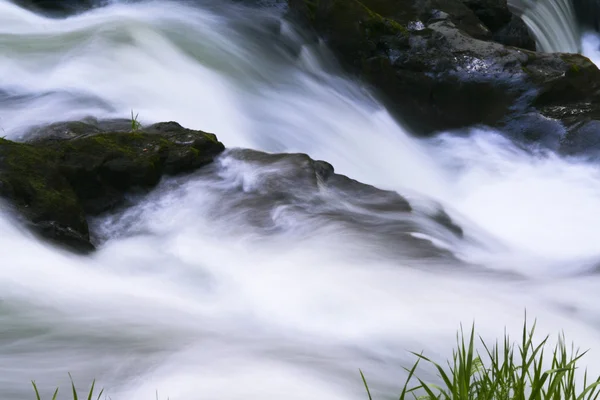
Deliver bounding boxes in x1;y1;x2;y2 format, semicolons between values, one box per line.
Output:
210;149;464;261
0;121;225;252
286;0;600;140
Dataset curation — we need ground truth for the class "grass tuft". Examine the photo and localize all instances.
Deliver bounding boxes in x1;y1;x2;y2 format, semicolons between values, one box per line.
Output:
361;319;600;400
130;110;142;132
32;376;103;400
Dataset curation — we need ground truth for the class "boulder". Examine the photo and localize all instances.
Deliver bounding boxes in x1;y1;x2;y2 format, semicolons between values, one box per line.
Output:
0;121;225;252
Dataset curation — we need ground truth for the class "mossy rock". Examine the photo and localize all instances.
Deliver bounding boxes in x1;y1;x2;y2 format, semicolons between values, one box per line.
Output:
0;138;91;251
0;121;225;252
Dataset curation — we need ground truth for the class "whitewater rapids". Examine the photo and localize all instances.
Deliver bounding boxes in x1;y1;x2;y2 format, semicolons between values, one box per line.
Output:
2;0;600;399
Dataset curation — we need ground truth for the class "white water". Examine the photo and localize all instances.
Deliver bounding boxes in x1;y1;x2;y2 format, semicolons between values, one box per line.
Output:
2;1;600;399
583;31;600;64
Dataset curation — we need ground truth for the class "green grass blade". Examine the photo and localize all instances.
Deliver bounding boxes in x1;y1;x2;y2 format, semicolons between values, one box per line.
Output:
400;357;422;400
69;373;79;400
360;369;373;400
31;381;41;400
87;379;96;400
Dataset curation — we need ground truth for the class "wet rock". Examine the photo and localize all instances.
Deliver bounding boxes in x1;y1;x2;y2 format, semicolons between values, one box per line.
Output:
10;0;98;16
0;137;91;252
461;0;513;32
218;149;462;261
232;0;289;11
286;0;600;140
499;111;566;150
460;0;534;50
492;15;536;50
0;121;225;252
431;208;464;237
560;120;600;159
224;149;335;201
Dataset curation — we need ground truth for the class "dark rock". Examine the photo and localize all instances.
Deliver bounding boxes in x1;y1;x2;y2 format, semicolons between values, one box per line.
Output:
32;221;95;254
499;112;566;150
560;120;600;158
25;120;103;142
461;0;512;32
231;0;289;11
286;0;599;139
9;0;98;16
431;208;464;237
226;149;329;198
0;121;225;252
314;160;335;181
0;137;90;252
460;0;535;50
492;15;536;50
26;118;134;142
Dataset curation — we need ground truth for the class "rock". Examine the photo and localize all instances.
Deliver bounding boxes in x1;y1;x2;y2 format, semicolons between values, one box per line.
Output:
498;112;566;150
0;121;225;252
492;15;536;50
225;149;334;197
527;53;600;140
9;0;97;16
560;120;600;159
231;0;289;11
0;138;91;252
461;0;513;32
220;149;462;260
286;0;600;141
460;0;534;50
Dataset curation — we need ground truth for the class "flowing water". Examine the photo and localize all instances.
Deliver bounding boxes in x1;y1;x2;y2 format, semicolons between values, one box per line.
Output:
509;0;581;52
509;0;600;54
2;0;600;399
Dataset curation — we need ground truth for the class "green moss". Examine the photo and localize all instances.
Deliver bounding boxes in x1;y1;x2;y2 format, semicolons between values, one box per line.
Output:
0;140;78;214
304;0;319;20
560;54;596;73
204;133;219;143
570;63;581;73
354;0;408;35
60;133;166;161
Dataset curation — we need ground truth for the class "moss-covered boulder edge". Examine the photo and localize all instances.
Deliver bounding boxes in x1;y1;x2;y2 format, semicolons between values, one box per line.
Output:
0;121;225;253
285;0;600;145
